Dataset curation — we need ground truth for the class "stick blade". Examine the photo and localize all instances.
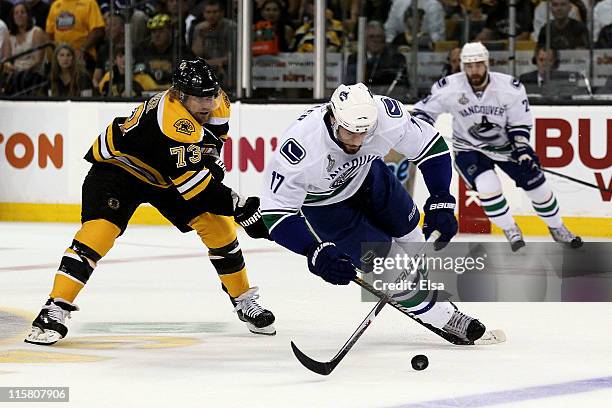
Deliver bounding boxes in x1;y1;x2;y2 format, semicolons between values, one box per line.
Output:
290;341;338;376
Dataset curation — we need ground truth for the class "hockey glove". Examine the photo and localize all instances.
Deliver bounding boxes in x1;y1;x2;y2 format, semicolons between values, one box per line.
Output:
202;154;226;182
423;193;458;250
511;136;540;174
234;196;271;240
306;242;357;285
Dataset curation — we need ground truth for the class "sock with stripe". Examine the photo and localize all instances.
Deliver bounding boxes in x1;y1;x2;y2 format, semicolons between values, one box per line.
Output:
475;170;516;230
525;183;563;228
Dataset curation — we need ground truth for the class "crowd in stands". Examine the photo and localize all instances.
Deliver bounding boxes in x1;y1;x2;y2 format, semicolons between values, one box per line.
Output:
0;0;611;98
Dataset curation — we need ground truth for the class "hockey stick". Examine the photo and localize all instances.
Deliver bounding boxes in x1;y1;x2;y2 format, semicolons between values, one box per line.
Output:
291;296;388;375
444;136;612;194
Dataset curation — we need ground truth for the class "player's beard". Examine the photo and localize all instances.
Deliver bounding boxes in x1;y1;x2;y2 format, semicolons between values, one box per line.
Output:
467;71;488;88
340;143;362;154
192;111;211;125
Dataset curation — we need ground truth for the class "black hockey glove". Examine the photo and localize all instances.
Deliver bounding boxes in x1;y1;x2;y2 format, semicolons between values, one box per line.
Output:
423;193;458;251
511;136;540;174
234;196;271;240
202;154;226;182
306;242;357;285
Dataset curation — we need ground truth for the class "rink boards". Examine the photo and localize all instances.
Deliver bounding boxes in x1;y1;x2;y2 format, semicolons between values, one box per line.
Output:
0;101;610;236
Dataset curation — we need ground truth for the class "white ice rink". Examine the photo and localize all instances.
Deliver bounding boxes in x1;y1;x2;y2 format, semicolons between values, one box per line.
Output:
1;222;611;408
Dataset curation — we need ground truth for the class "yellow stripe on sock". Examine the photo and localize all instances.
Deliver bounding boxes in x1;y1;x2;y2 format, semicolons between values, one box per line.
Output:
50;274;84;303
219;268;250;298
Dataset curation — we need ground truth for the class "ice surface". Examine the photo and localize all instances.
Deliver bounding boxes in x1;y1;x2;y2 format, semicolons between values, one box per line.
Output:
1;222;611;408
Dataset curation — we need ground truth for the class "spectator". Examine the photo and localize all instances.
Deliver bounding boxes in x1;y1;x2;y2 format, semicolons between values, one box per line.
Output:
476;0;533;41
47;42;93;97
191;0;237;87
93;12;124;89
519;45;584;97
327;0;359;37
46;0;105;72
442;46;461;77
99;45;155;96
0;16;9;62
24;0;49;30
291;0;344;52
596;22;612;48
391;6;433;52
384;0;445;44
135;13;183;90
252;0;294;55
593;0;612;43
346;21;408;99
537;0;589;49
532;0;583;41
99;0;148;47
362;0;392;24
0;0;12;26
5;2;47;73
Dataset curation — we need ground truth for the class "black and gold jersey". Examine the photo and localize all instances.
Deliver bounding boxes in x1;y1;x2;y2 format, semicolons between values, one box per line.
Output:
85;89;231;201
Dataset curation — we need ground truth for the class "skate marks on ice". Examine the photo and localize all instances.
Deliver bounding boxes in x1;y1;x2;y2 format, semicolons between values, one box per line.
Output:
388;376;612;408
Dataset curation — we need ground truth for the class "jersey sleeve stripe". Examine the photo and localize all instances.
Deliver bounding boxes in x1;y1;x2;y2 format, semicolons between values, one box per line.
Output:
172;170;196;186
412;133;446;162
174;168;210;194
508;129;531;140
181;173;212;200
413;136;449;165
94;125;169;187
262;212;297;233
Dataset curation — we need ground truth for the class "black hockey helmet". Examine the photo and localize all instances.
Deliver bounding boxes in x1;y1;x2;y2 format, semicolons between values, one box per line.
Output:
172;58;220;97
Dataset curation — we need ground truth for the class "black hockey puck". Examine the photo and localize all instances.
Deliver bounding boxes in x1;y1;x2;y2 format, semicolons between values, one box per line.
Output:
411;354;428;371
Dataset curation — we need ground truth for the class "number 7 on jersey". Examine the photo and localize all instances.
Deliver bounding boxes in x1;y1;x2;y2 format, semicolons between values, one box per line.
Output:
270;171;285;194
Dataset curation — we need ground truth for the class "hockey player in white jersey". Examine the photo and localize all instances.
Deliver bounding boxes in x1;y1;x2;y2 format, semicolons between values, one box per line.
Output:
413;42;582;251
261;83;487;343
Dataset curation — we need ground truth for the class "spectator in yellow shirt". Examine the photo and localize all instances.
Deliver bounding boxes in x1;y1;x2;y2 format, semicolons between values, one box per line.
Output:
46;0;105;71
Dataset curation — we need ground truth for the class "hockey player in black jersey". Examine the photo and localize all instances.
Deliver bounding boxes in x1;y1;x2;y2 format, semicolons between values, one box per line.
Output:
25;59;276;345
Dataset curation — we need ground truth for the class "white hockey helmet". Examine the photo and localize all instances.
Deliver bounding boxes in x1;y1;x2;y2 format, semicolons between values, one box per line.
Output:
329;83;378;133
460;42;489;71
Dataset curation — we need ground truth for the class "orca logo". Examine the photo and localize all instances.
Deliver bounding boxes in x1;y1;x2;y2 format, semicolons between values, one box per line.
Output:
382;97;403;118
280;139;306;164
339;91;349;101
468;116;503;142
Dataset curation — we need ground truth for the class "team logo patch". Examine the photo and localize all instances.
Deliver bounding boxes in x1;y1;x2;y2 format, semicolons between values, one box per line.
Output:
339;91;349;101
468;116;503;142
280;139;306;164
511;78;521;89
382;97;403;118
56;12;75;30
174;118;195;135
108;198;120;210
458;94;469;105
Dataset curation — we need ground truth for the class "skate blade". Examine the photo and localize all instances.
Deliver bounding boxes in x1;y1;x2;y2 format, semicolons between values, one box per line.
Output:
246;322;276;336
24;326;62;346
474;329;506;345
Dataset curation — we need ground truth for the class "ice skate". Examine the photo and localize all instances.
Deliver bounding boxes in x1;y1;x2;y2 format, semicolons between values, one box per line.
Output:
503;223;526;252
549;225;583;248
24;298;79;345
443;309;486;342
232;287;276;335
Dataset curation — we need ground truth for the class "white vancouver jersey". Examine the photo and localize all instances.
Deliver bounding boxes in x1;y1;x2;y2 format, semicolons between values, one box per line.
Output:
413;71;533;158
261;96;448;233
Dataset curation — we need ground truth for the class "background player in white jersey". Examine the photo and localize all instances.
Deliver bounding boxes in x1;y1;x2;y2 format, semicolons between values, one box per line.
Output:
261;83;487;343
413;42;582;251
